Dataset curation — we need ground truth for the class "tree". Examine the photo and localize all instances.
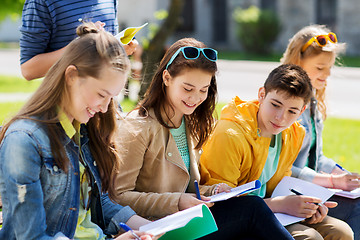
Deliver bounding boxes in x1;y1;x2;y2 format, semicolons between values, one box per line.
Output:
138;0;185;99
233;6;281;55
0;0;25;22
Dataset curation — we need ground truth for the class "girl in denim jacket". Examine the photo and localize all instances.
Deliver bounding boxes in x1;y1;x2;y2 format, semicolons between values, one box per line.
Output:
0;22;152;240
281;24;360;239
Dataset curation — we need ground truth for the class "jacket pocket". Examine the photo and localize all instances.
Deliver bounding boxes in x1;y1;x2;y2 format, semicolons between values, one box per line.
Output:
41;158;68;197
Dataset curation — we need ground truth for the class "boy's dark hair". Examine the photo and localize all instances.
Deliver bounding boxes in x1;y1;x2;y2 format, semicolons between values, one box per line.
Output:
264;64;313;104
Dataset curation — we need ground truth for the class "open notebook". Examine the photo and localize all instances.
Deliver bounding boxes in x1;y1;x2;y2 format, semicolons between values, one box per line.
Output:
330;188;360;199
271;176;334;226
114;23;148;45
139;204;217;239
208;180;261;202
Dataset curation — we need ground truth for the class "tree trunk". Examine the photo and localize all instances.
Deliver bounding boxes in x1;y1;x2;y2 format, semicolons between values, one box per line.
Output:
138;0;185;100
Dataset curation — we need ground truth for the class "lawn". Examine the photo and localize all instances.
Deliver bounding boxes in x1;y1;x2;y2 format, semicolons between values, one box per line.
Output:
1;100;359;172
0;75;42;92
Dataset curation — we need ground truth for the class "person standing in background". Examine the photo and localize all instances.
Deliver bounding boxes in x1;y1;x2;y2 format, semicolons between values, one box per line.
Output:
20;0;138;80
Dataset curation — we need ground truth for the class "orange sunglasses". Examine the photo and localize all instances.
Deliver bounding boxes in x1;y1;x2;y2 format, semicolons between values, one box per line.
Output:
301;32;338;53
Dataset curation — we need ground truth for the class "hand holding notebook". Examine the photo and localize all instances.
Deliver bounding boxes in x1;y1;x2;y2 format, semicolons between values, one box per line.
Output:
115;23;148;45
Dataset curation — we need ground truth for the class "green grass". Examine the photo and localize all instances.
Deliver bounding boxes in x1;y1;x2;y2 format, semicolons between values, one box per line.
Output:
0;101;24;125
120;98;137;112
0;75;358;172
0;75;42;92
322;118;360;172
1;101;359;172
0;42;19;49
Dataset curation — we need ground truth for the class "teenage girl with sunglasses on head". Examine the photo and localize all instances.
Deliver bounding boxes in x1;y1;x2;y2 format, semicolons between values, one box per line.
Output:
110;38;295;240
281;24;360;239
0;22;153;240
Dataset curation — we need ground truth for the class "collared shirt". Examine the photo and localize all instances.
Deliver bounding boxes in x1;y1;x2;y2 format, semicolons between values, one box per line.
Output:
0;114;136;239
58;109;105;240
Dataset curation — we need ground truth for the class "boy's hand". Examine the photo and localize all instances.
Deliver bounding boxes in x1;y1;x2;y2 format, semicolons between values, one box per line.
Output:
178;193;214;211
272;195;321;218
305;201;337;224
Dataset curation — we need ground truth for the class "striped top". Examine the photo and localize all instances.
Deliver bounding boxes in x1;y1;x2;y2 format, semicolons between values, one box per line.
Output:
20;0;118;64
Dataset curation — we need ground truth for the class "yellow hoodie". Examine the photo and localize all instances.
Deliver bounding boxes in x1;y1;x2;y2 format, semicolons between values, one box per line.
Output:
200;97;305;197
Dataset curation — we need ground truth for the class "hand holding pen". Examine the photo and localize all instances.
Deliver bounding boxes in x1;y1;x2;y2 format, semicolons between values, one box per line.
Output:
290;188;319;205
335;164;352;175
118;222;153;240
288;188;338;224
177;180;213;211
327;164;360;191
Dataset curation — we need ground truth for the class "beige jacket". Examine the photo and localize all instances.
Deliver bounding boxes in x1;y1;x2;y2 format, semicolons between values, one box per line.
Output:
113;109;215;218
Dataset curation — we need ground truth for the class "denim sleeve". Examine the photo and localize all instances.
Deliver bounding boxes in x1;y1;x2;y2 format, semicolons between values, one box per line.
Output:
0;131;67;240
316;146;337;174
20;0;52;64
101;193;137;235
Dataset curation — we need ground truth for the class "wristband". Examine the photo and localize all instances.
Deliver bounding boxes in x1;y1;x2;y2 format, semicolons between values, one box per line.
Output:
329;174;335;188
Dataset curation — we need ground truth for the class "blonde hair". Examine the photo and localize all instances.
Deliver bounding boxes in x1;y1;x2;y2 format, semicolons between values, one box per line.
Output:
280;24;346;119
0;22;130;193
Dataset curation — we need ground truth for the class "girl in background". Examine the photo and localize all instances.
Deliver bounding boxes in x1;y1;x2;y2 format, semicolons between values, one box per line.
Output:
0;22;152;240
110;37;294;240
281;24;360;239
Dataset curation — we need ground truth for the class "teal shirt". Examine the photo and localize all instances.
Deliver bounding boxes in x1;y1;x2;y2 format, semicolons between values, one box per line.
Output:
249;133;282;198
170;118;190;171
305;116;317;167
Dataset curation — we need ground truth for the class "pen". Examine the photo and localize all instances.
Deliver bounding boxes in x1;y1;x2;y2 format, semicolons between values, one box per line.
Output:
119;222;141;240
194;180;201;200
335;163;352;175
289;188;319;205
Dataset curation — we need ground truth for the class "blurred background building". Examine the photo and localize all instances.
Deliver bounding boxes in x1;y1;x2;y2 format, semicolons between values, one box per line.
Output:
1;0;359;55
117;0;360;56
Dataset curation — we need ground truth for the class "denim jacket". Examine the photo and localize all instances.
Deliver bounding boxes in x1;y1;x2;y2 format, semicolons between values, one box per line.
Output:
0;118;136;239
291;98;336;182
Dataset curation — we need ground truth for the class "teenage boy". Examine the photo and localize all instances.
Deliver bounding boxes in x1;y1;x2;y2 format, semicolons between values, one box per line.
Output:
200;64;354;239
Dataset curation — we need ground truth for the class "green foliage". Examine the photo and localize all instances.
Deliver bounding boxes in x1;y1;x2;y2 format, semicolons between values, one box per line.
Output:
139;9;168;50
0;0;25;22
233;6;281;54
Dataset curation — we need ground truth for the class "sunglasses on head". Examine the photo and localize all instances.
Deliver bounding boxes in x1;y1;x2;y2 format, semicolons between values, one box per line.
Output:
166;46;218;70
301;32;338;53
